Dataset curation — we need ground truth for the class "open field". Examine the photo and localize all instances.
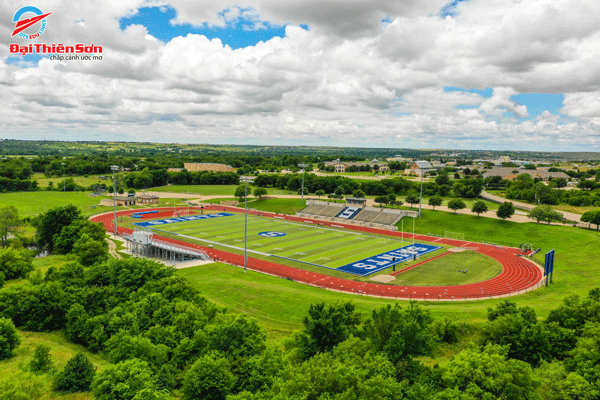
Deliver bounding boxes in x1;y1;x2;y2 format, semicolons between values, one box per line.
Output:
0;191;105;217
31;173;114;190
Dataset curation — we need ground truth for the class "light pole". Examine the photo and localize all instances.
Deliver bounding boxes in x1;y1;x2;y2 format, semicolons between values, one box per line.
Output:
241;176;254;273
298;164;308;206
111;165;119;236
418;170;423;218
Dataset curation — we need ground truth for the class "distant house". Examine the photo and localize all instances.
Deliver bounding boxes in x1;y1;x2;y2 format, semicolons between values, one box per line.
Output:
323;160;389;173
406;161;434;176
496;156;512;165
100;196;137;207
183;163;236;172
482;168;570;182
136;194;160;204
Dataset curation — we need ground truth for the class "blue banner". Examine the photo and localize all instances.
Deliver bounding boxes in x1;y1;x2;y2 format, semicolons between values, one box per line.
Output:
336;243;443;276
134;212;234;228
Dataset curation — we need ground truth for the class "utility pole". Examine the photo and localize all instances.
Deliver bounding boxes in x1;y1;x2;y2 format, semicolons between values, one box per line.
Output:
61;162;65;192
419;170;423;218
240;176;254;273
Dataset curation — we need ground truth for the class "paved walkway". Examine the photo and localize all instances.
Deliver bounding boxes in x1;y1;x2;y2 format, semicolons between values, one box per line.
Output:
481;191;583;222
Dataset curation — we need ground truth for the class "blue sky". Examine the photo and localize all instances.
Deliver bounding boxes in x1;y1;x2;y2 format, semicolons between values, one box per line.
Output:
119;6;287;49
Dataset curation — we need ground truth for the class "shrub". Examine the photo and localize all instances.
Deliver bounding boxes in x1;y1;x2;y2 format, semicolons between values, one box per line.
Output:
92;358;156;400
28;344;53;373
54;352;95;392
0;317;20;360
182;352;236;400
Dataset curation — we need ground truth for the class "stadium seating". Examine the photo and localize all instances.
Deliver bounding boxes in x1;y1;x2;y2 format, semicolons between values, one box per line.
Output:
353;209;380;222
372;211;403;226
318;203;346;217
300;203;328;215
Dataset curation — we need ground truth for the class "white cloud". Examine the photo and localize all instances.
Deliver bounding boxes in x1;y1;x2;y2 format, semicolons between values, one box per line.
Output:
2;0;600;150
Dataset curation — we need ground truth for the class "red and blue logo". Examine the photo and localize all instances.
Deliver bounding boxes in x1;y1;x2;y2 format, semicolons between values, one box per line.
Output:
12;6;51;39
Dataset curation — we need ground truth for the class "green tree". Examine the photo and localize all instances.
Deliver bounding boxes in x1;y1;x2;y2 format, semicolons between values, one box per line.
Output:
447;199;466;214
528;205;565;224
253;187;268;198
294;302;360;360
35;205;81;252
0;206;19;248
54;352;96;393
405;193;420;207
438;344;538;400
29;344;53;374
72;233;109;266
0;247;33;280
0;317;20;360
92;358;156;400
234;185;247;202
471;200;489;217
352;189;365;198
428;196;443;210
315;189;325;199
497;202;515;220
581;210;600;230
182;352;235;400
207;315;266;360
54;220;106;255
374;195;388;207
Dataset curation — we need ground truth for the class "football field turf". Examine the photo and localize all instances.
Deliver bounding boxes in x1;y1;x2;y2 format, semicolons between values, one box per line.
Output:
136;213;444;274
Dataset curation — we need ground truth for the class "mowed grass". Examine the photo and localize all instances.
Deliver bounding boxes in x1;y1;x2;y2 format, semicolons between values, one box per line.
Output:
394;251;502;286
32;173;112;190
0;191;105;217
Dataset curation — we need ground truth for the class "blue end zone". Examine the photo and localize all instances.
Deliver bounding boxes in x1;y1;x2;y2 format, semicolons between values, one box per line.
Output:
336;244;443;276
133;212;234;228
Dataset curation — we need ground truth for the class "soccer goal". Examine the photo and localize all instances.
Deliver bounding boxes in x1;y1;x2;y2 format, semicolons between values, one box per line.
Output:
444;231;465;241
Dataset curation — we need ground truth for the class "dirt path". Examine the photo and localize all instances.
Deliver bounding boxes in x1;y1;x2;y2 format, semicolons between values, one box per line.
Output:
481;191;583;222
106;234;122;259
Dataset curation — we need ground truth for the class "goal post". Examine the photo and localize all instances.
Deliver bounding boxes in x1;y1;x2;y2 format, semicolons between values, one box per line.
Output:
444;231;465;241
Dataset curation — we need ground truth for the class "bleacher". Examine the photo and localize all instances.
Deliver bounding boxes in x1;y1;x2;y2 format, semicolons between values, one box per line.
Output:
372;211;403;226
318;203;346;217
301;203;328;215
353;209;380;222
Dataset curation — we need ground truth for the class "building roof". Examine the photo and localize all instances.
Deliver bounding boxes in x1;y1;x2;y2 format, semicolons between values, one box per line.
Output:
412;160;433;169
483;168;569;180
136;194;159;199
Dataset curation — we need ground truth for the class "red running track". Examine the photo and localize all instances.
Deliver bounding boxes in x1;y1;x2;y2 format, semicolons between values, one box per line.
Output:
92;206;545;301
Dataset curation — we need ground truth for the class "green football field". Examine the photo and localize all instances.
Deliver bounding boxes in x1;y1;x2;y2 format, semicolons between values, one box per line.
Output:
142;213;436;271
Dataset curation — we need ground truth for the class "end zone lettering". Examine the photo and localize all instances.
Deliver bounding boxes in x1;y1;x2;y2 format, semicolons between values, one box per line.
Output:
9;43;102;56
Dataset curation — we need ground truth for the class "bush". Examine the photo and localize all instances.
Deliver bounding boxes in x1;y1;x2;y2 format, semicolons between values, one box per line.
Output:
28;344;53;373
54;352;95;392
0;317;20;360
92;358;156;400
182;352;236;400
0;247;34;280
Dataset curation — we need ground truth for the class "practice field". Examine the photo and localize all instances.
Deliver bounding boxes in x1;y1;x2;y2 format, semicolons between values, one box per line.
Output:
134;213;443;276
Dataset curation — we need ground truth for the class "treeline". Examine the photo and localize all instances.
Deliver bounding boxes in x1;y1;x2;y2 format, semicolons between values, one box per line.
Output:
123;169;239;189
506;174;600;206
254;173;485;198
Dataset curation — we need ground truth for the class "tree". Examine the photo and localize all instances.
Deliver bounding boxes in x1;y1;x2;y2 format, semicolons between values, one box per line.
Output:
447;199;466;214
294;302;360;359
405;193;420;207
92;358;157;400
72;233;109;266
374;196;388;207
528;205;564;224
0;247;34;280
315;189;325;199
497;202;515;220
428;196;443;210
0;206;19;248
29;344;53;373
234;185;246;202
182;352;236;400
0;318;20;360
471;200;489;217
54;220;106;255
35;205;81;252
253;187;267;199
352;189;365;198
581;210;600;230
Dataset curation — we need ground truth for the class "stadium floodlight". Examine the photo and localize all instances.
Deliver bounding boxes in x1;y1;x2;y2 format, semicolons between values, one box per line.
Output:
298;164;309;206
418;170;423;219
111;165;119;236
61;162;65;192
241;176;255;273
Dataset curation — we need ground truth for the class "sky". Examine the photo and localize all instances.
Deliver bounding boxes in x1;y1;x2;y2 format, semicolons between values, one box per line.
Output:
1;0;599;151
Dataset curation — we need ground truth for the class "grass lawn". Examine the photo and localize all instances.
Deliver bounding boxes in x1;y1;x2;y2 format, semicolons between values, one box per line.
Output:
395;251;502;286
32;173;112;190
0;329;110;400
142;185;290;196
0;191;105;217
